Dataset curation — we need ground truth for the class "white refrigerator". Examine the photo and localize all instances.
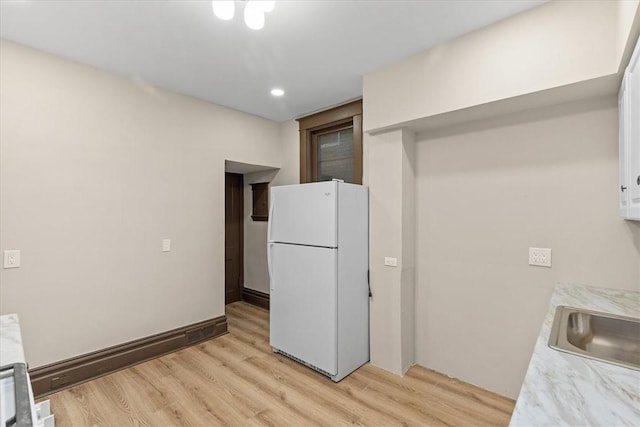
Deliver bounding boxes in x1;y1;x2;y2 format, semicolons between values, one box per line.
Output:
267;180;369;382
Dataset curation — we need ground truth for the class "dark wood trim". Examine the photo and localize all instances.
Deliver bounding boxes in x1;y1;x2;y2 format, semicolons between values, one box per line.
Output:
353;114;363;184
242;288;270;310
29;315;228;398
300;129;312;183
225;172;244;303
250;182;269;222
298;100;363;184
297;99;363;131
238;177;244;287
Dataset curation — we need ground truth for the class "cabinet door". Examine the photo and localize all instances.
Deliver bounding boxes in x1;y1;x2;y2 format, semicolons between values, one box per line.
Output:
625;36;640;220
627;39;640;220
619;76;629;217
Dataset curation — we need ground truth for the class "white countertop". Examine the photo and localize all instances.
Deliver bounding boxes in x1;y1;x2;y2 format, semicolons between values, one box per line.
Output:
0;314;26;367
0;314;48;427
510;284;640;426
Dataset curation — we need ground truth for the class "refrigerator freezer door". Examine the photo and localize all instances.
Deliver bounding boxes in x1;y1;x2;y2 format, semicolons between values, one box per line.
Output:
269;182;337;247
269;243;337;376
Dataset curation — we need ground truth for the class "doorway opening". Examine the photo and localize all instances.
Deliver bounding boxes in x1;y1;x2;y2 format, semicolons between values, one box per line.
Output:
225;172;244;304
224;160;280;308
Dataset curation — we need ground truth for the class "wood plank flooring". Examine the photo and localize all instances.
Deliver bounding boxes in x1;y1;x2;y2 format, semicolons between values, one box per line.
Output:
43;302;515;426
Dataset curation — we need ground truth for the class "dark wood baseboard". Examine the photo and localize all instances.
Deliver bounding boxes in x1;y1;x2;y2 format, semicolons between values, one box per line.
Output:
242;288;270;310
30;315;227;399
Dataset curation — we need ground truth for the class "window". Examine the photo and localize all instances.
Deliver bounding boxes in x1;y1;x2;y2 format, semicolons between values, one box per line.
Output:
298;100;362;184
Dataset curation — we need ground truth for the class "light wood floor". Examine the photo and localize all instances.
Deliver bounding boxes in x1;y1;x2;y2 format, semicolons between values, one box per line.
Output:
43;302;515;426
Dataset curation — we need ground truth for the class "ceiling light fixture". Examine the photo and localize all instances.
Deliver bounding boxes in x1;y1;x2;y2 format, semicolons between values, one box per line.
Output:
211;0;235;20
244;1;265;30
258;1;275;13
212;1;275;30
270;88;285;97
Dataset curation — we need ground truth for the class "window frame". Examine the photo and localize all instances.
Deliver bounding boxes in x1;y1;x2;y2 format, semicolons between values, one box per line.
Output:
298;100;363;185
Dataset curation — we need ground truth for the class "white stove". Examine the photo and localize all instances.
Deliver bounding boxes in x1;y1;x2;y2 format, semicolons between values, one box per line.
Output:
0;315;54;427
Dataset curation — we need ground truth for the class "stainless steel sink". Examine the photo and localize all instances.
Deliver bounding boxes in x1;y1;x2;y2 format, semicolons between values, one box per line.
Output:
548;306;640;370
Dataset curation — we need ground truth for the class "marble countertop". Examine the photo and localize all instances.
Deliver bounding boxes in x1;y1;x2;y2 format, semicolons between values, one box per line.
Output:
510;284;640;426
0;313;26;367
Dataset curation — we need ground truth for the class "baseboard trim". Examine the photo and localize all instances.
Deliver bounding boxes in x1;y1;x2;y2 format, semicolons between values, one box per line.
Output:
29;315;227;398
242;288;270;310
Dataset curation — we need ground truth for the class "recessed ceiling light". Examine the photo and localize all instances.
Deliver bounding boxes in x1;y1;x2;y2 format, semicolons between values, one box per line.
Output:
270;88;285;97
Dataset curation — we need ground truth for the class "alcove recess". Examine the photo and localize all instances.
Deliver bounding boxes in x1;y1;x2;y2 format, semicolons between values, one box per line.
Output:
251;182;269;221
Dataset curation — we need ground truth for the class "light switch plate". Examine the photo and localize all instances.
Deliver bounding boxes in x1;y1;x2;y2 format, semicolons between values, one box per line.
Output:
4;250;21;268
529;247;551;267
162;239;171;252
384;257;398;267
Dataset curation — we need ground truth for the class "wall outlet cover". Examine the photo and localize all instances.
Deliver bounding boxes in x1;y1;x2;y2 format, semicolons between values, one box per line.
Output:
384;257;398;267
529;247;552;267
4;250;21;269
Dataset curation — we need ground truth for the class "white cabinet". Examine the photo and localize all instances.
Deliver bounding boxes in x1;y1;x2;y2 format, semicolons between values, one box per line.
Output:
619;75;629;216
620;36;640;220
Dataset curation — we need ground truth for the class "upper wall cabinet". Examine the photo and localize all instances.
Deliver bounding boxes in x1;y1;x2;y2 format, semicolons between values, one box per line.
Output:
620;36;640;221
251;182;269;221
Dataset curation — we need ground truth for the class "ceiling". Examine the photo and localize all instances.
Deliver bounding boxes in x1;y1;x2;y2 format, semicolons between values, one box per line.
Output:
0;0;545;122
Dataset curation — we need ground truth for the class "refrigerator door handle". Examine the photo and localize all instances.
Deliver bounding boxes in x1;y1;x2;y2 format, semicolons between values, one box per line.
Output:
268;243;274;292
267;199;275;243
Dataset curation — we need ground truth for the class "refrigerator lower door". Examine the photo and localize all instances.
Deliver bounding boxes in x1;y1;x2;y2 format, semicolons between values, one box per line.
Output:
269;243;337;376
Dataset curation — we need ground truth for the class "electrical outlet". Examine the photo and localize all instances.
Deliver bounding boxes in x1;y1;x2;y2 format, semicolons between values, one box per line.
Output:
529;247;551;267
384;257;398;267
3;250;21;269
162;239;171;252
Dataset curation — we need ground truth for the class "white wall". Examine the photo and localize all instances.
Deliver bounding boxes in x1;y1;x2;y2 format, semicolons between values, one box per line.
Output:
0;40;283;367
243;170;278;294
242;119;299;294
414;98;640;398
363;0;640;398
367;130;406;374
275;120;301;187
367;128;417;375
363;0;639;133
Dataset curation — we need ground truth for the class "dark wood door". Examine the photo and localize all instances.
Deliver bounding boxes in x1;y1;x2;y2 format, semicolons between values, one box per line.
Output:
225;173;243;304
